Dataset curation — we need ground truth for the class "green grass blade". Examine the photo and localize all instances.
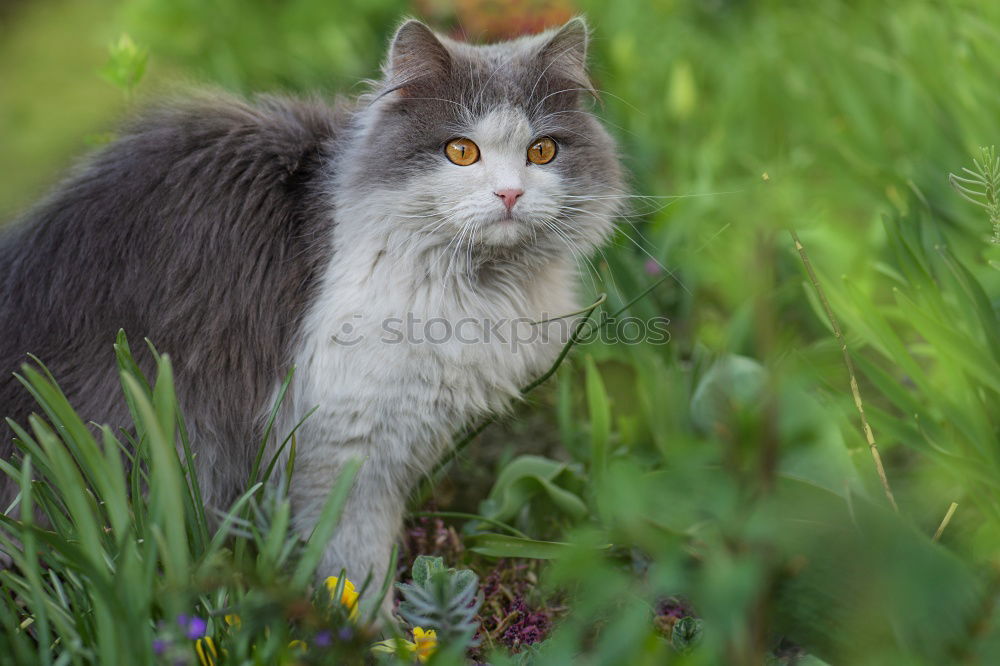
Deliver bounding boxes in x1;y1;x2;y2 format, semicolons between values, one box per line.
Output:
291;458;361;588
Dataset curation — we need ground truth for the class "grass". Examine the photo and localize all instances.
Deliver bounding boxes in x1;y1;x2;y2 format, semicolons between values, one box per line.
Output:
788;228;897;511
1;0;999;663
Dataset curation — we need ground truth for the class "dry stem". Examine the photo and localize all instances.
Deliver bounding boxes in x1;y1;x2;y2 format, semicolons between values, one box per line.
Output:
932;502;959;542
789;230;898;512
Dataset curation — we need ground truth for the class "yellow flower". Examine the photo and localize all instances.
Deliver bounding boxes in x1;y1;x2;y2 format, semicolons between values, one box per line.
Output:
288;639;307;652
224;614;241;628
412;627;438;663
370;627;438;664
324;576;360;620
195;636;218;666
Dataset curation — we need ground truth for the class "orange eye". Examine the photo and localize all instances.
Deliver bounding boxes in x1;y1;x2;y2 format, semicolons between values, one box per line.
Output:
527;137;557;164
444;138;480;166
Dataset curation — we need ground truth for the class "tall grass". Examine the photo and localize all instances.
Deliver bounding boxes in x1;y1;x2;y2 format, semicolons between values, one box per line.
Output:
0;336;382;664
1;0;999;663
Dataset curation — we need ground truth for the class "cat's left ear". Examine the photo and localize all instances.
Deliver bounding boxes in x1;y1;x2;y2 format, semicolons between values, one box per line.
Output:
384;19;451;95
538;17;597;100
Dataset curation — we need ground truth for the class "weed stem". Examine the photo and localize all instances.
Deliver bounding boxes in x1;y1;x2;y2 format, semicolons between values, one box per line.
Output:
932;502;959;542
789;230;898;512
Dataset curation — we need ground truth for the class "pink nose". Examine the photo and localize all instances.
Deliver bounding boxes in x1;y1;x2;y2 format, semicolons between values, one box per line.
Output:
494;188;524;211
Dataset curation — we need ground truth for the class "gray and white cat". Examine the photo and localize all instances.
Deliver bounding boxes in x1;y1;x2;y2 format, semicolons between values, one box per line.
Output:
0;18;622;603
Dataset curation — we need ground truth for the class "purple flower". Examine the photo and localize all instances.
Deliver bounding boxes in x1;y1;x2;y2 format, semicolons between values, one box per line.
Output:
178;615;207;640
644;258;663;276
499;600;551;649
314;630;333;647
338;626;354;641
655;597;695;620
152;638;168;656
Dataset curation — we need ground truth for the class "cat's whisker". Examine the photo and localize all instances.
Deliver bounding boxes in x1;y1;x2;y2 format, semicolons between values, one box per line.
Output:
555;204;616;218
539;109;638;139
416;203;467;235
465;222;479;278
560;190;742;220
611;214;673;267
422;212;464;236
610;226;692;296
443;220;474;286
432;224;463;280
536;217;601;296
442;227;464;275
536;216;592;268
527;41;590;105
534;87;644;116
540;214;615;298
561;191;741;200
545;126;594;144
558;200;678;222
561;194;682;200
396;211;453;219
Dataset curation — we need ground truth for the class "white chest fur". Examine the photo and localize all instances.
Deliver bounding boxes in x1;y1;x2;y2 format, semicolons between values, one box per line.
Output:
275;222;579;588
277;224;578;487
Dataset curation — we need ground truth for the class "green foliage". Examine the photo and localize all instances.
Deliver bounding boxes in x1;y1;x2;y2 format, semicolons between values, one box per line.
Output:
584;355;611;483
0;334;373;664
98;33;148;98
670;617;703;654
409;555;477;593
3;0;1000;663
396;556;482;654
121;0;409;92
950;146;1000;245
464;533;583;560
478;455;587;527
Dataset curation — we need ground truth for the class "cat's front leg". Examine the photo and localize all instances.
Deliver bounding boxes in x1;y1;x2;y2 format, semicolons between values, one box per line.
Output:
291;450;405;619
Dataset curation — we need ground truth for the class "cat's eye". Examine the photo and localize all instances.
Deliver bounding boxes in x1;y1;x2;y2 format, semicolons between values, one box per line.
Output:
527;137;557;165
444;138;480;166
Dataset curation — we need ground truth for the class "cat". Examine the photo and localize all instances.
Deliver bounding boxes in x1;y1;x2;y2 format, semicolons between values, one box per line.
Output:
0;17;623;609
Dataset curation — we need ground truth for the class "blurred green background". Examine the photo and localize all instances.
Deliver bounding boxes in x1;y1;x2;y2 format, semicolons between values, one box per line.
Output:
2;0;999;663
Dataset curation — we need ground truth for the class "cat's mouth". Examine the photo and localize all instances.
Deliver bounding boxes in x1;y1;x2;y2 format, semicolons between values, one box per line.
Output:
476;213;529;247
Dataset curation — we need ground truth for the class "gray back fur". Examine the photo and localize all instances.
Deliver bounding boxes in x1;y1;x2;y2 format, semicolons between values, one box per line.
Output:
0;94;345;505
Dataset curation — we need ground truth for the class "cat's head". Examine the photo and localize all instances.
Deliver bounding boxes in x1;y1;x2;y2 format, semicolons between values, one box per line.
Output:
338;18;623;268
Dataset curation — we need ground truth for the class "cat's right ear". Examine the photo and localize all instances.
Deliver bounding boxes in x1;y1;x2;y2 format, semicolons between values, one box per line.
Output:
539;17;596;101
384;20;451;95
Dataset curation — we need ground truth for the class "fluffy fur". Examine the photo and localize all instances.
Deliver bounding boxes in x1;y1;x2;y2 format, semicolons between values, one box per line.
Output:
0;18;623;605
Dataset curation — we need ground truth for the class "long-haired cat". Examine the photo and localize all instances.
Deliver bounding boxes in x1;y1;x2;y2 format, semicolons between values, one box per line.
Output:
0;17;622;606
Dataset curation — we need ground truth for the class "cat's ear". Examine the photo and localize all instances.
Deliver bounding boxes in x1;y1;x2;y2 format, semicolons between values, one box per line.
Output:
538;17;596;100
384;19;451;95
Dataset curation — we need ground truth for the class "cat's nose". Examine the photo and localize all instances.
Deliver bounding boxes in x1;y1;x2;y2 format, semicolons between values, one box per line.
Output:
494;188;524;212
